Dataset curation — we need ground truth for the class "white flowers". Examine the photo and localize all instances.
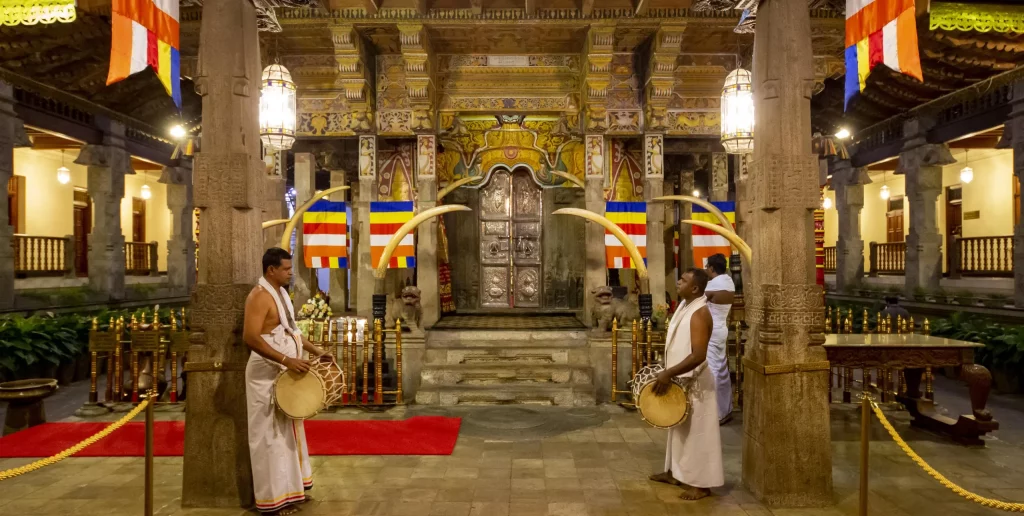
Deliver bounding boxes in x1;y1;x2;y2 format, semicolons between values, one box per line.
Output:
298;293;332;320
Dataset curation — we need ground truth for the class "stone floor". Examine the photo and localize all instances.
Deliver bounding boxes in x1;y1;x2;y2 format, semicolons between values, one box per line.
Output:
2;377;1024;516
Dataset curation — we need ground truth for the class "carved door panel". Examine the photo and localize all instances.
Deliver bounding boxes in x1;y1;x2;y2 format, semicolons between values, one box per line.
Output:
479;170;512;308
511;172;542;308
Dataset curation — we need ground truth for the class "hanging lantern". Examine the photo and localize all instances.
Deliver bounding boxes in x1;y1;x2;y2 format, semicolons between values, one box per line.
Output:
141;184;152;200
721;68;754;154
259;64;297;151
56;150;70;185
960;150;973;184
880;185;890;200
822;196;832;210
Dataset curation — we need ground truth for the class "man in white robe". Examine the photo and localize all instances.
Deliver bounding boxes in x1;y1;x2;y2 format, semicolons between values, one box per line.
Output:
704;253;735;424
243;248;328;515
649;268;724;500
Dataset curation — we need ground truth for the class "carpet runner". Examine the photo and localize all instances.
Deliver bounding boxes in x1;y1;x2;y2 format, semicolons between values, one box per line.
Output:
0;416;461;457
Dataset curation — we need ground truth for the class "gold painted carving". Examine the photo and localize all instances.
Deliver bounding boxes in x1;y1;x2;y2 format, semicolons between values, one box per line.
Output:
742;358;831;376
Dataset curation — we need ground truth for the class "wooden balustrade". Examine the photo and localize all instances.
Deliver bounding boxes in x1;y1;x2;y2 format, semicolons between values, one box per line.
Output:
12;235;69;276
824;246;836;273
953;236;1013;277
868;241;906;276
125;241;157;276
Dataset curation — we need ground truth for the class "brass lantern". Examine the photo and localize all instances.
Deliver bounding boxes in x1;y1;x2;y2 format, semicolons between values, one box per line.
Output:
720;68;754;155
259;64;297;151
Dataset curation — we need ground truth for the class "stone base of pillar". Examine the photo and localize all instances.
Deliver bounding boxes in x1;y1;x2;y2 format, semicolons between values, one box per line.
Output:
835;241;864;294
905;233;943;297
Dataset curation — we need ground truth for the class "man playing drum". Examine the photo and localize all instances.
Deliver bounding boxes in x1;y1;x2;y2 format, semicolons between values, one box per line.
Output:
243;248;329;515
649;268;724;500
704;253;735;425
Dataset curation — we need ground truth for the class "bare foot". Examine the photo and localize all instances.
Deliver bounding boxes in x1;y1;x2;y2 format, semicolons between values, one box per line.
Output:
301;494;314;504
679;487;711;501
648;471;681;486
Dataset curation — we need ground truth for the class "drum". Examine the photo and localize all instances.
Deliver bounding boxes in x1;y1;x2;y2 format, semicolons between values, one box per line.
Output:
273;356;346;419
630;365;691;429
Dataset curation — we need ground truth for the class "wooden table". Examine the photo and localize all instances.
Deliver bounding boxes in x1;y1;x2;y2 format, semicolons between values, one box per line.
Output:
824;333;999;446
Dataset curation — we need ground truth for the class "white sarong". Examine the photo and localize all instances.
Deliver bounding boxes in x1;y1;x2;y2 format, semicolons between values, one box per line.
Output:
663;296;724;489
705;274;735;421
246;277;313;513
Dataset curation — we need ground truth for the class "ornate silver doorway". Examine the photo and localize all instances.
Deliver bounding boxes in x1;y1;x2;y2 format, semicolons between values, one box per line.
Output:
478;168;542;308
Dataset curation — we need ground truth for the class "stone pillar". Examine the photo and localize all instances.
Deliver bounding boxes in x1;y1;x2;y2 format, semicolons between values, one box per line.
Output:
262;150;287;252
355;135;376;318
0;81;29;310
76;122;130;301
161;163;195;296
710;152;729;202
832;160;869;294
415;135;439;328
292;152;316;304
1008;81;1024;307
643;134;666;309
328;167;349;313
181;0;262;508
679;169;695;271
583;135;606;326
742;0;832;505
897;118;954;297
734;154;752;293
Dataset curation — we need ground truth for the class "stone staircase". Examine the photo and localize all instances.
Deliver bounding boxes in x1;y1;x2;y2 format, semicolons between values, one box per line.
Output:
415;329;596;406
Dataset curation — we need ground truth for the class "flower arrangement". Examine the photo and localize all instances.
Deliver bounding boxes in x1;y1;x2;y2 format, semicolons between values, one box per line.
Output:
653;303;670;328
298;292;332;320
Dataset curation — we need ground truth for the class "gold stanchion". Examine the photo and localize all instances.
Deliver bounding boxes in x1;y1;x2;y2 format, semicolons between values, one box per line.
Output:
374;318;383;404
611;318;620;402
859;393;870;516
362;322;370;404
349;319;357;403
131;315;140;403
395;318;403;404
630;320;639;378
145;387;155;516
645;320;653;365
863;309;870;334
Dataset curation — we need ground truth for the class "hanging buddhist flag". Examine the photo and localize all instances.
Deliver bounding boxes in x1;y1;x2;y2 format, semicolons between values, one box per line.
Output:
107;0;182;108
370;201;416;269
302;200;347;269
844;0;922;109
692;201;735;268
604;202;647;269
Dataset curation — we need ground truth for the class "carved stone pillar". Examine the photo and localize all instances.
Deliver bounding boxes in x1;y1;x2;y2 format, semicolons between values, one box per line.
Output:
415;135;440;328
710;152;729;202
292;152;316;304
742;0;832;505
1009;82;1024;307
897;119;954;297
832;160;869;294
356;135;376;318
76;124;130;301
0;81;28;310
734;154;752;293
181;0;262;508
644;134;666;309
161;163;195;296
262;150;287;252
583;135;606;326
328;167;349;313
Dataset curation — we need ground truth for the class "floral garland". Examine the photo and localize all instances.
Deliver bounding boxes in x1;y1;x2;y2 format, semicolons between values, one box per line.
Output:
298;292;332;320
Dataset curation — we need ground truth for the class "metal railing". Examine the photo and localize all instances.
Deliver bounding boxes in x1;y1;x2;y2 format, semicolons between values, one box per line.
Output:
951;236;1013;278
868;242;906;276
125;241;158;276
824;246;837;273
12;235;70;276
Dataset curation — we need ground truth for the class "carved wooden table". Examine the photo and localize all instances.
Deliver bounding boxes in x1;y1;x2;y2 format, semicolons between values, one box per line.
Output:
824;333;999;446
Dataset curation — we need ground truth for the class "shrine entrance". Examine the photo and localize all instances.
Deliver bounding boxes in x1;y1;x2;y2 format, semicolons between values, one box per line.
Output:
478;167;543;309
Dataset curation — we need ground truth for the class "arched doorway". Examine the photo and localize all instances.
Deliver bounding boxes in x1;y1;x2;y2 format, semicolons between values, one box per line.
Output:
478;167;542;308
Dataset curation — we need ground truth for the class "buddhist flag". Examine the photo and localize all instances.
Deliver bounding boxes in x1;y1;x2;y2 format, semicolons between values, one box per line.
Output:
604;202;647;269
302;200;347;269
370;201;416;269
844;0;922;109
692;201;735;268
107;0;182;108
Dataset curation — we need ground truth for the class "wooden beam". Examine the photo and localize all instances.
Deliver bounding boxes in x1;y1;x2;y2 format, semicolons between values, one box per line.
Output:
634;0;648;16
579;0;594;16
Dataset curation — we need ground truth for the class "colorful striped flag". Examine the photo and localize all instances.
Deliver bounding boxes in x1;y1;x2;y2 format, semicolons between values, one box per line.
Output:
107;0;182;108
844;0;922;109
370;201;416;269
604;202;647;269
302;200;347;269
692;201;735;269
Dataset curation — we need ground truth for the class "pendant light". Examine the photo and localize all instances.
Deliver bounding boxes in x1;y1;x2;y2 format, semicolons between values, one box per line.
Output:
56;150;70;185
822;195;832;210
720;67;754;154
141;172;152;200
259;56;297;151
879;170;890;200
960;149;974;184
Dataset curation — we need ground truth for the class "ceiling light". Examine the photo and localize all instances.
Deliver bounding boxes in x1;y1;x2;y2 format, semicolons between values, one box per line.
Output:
170;124;186;139
835;128;851;140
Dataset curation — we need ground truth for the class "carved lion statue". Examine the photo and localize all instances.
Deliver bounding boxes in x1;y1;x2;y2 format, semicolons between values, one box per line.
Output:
590;286;639;331
386;286;423;332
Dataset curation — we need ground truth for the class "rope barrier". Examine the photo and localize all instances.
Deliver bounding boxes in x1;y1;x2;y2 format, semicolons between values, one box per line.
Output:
869;400;1024;512
0;399;150;481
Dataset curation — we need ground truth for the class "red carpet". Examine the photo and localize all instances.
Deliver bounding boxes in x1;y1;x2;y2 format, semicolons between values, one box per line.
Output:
0;416;461;457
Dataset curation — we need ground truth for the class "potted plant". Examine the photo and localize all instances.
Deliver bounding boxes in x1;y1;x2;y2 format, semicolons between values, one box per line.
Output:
983;293;1010;308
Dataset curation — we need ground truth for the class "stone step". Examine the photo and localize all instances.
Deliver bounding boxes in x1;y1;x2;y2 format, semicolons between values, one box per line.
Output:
424;346;590;367
414;384;596;406
420;364;593;387
426;330;590;348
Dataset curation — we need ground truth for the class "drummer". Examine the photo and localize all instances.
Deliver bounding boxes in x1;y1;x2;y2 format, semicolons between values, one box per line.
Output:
243;247;329;515
648;268;724;500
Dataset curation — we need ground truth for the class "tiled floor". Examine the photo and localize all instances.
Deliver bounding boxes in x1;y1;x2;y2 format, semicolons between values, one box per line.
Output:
4;393;1024;516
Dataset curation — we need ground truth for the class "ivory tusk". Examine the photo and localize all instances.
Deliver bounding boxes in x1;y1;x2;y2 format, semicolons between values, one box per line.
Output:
262;219;289;230
681;219;753;266
550;171;585;188
374;205;472;278
436;176;483;203
279;185;351;251
654;195;735;235
552;208;648;280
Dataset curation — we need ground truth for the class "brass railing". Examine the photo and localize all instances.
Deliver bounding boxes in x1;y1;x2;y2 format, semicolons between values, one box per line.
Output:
952;236;1013;277
824;246;837;273
868;241;906;276
12;234;69;276
125;241;158;276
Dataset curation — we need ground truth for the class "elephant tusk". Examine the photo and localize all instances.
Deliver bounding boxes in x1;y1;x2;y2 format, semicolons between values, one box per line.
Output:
552;208;648;280
681;219;753;266
279;185;351;252
550;171;585;188
262;219;289;230
375;205;472;279
436;176;483;203
654;195;735;235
